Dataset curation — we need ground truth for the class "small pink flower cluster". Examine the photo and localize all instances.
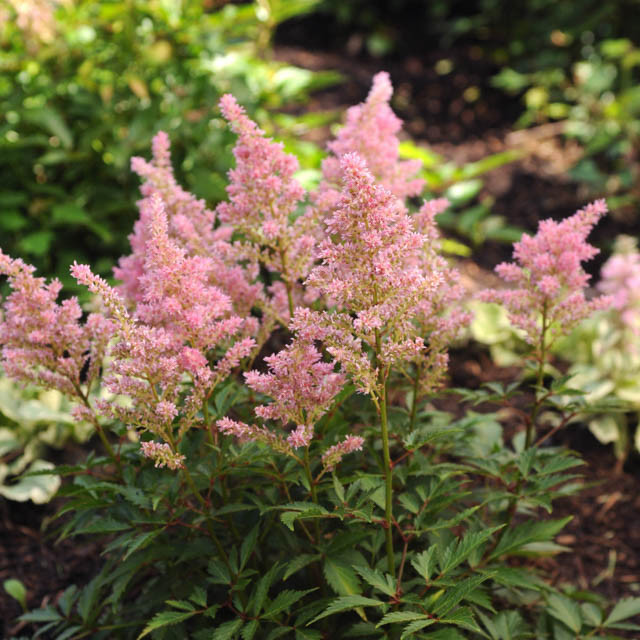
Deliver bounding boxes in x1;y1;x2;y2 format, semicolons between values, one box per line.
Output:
140;440;186;470
481;200;612;351
217;339;345;452
0;251;113;398
597;237;640;336
322;435;365;472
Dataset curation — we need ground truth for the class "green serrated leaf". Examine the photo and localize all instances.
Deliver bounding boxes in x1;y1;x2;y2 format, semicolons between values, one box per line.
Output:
489;517;572;559
55;625;83;640
333;473;345;502
547;594;583;633
440;606;485;636
240;524;259;570
208;558;232;585
283;554;321;581
412;547;437;582
190;585;208;608
18;606;62;622
250;564;281;616
439;527;503;575
212;619;244;640
432;574;491;616
166;599;196;612
264;589;316;618
77;573;104;624
137;610;198;638
308;596;384;625
400;619;437;638
324;556;361;597
241;619;259;640
123;530;162;561
377;611;429;627
604;597;640;626
57;585;78;617
353;565;395;597
581;602;603;627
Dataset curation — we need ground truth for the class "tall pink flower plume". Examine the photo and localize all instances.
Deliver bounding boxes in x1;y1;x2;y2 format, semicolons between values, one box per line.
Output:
301;153;441;396
136;194;247;352
315;71;424;215
481;200;612;350
0;251;113;400
217;94;315;323
117;131;262;328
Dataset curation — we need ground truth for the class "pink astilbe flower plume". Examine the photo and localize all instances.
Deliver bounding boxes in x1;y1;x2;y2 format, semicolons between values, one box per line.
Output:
481;200;612;354
117;131;262;328
315;71;424;215
217;339;345;453
0;251;113;400
137;194;247;351
71;199;255;469
217;94;315;323
299;153;442;398
597;236;640;337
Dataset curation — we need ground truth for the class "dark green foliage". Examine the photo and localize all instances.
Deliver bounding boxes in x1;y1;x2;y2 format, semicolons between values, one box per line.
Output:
14;374;640;639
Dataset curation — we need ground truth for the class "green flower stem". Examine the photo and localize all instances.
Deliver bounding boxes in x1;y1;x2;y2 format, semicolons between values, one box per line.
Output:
304;447;322;545
373;326;395;577
526;301;548;449
74;383;122;476
409;363;422;432
380;377;396;577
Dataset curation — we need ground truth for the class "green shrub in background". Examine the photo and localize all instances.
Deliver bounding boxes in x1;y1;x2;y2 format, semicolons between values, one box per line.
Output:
0;0;337;291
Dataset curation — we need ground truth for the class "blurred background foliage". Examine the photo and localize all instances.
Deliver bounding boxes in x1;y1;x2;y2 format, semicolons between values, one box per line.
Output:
2;0;639;294
287;0;640;217
0;0;337;292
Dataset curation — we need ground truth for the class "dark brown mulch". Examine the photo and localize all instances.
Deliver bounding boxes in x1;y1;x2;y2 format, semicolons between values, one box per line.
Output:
0;498;103;639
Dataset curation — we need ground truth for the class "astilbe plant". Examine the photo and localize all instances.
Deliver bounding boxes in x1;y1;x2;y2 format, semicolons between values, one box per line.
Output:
3;74;640;640
481;200;612;446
